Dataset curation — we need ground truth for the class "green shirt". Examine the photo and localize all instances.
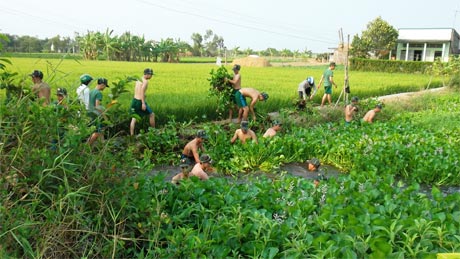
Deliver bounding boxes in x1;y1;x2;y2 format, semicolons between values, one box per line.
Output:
323;68;334;87
88;89;103;115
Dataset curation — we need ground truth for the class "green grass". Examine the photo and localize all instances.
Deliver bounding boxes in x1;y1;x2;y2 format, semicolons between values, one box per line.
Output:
4;57;443;124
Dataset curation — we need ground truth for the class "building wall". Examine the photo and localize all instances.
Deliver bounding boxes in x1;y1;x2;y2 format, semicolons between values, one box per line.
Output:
396;42;450;62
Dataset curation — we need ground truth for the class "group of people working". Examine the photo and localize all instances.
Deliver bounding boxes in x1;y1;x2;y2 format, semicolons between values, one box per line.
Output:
298;62;383;124
29;68;157;145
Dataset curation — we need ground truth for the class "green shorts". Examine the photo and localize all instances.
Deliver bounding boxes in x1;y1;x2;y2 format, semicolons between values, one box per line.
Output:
324;86;332;95
233;90;247;108
130;98;153;117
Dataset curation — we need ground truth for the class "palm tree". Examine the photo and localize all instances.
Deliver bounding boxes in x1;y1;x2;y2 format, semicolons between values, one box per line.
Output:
102;28;118;61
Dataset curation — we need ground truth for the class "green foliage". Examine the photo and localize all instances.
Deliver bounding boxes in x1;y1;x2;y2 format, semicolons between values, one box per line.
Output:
207;66;233;118
351;16;398;59
3;57;460;258
350;58;433;74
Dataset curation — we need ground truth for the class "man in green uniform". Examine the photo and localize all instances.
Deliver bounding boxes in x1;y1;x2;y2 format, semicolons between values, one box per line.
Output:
317;62;337;107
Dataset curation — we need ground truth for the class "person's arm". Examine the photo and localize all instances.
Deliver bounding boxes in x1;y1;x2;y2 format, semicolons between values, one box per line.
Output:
300;82;307;101
329;74;337;88
249;97;257;119
230;130;238;144
141;79;148;111
310;84;318;100
317;75;324;88
192;145;200;164
250;130;258;144
227;74;240;84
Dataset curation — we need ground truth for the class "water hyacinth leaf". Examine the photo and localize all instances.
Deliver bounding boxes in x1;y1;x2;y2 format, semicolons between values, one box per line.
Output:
451;211;460;223
263;247;279;259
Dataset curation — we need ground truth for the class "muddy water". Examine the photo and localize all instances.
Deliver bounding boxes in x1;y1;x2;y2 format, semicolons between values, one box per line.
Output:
151;162;344;182
151;163;460;196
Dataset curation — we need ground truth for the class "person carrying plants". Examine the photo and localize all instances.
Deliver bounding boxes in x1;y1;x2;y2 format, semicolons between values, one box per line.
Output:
130;68;155;136
225;64;247;123
263;120;282;138
76;74;93;110
87;78;109;145
344;96;359;125
317;62;337;107
171;158;193;185
231;121;258;144
362;103;383;123
30;70;51;106
238;88;269;122
181;129;208;165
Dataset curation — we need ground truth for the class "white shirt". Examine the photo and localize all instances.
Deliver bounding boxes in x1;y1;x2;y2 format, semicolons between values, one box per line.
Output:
76;84;90;110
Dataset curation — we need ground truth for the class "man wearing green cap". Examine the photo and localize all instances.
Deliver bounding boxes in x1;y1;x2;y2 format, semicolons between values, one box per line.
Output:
87;78;109;145
181;130;208;165
231;121;258;144
238;88;269;122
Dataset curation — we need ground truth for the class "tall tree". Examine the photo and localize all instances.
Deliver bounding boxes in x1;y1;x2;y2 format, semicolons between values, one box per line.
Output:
351;16;398;59
191;33;203;56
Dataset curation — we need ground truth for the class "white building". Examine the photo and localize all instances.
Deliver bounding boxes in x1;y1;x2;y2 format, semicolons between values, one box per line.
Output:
396;28;460;62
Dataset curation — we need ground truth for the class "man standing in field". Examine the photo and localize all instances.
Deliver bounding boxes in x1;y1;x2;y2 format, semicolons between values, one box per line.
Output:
30;70;51;106
130;68;155;136
76;74;93;110
362;104;382;123
238;88;269;122
226;64;248;123
87;78;109;145
231;121;258;144
317;62;337;107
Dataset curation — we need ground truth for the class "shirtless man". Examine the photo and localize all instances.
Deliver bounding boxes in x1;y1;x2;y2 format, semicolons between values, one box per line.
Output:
263;120;282;138
363;104;382;123
187;154;214;181
226;64;248;123
171;158;193;185
344;96;359;125
231;121;258;144
30;70;51;106
238;88;269;121
130;68;155;136
181;130;207;165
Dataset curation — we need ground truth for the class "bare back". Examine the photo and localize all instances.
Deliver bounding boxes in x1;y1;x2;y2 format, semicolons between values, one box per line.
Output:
239;88;259;101
363;110;376;123
134;77;148;100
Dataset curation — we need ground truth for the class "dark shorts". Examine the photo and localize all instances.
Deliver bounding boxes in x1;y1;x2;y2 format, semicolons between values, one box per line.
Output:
298;88;312;99
88;112;103;132
181;154;195;165
233;90;247;108
324;86;332;95
130;98;153;117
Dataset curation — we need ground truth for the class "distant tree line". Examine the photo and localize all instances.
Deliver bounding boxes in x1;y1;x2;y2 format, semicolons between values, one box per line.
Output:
0;28;313;62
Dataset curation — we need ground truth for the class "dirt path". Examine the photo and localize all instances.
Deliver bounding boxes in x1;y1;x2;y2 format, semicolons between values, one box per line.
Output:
377;86;448;103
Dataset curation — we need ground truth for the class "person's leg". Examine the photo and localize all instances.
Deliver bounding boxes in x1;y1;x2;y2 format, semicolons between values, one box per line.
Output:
130;118;137;136
327;94;332;105
149;113;155;128
321;94;327;106
242;107;249;122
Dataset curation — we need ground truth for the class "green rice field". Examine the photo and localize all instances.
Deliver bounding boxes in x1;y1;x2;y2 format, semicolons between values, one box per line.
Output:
4;57;443;124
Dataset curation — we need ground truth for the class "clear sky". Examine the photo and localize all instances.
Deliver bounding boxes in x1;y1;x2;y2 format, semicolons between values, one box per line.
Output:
1;0;459;53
